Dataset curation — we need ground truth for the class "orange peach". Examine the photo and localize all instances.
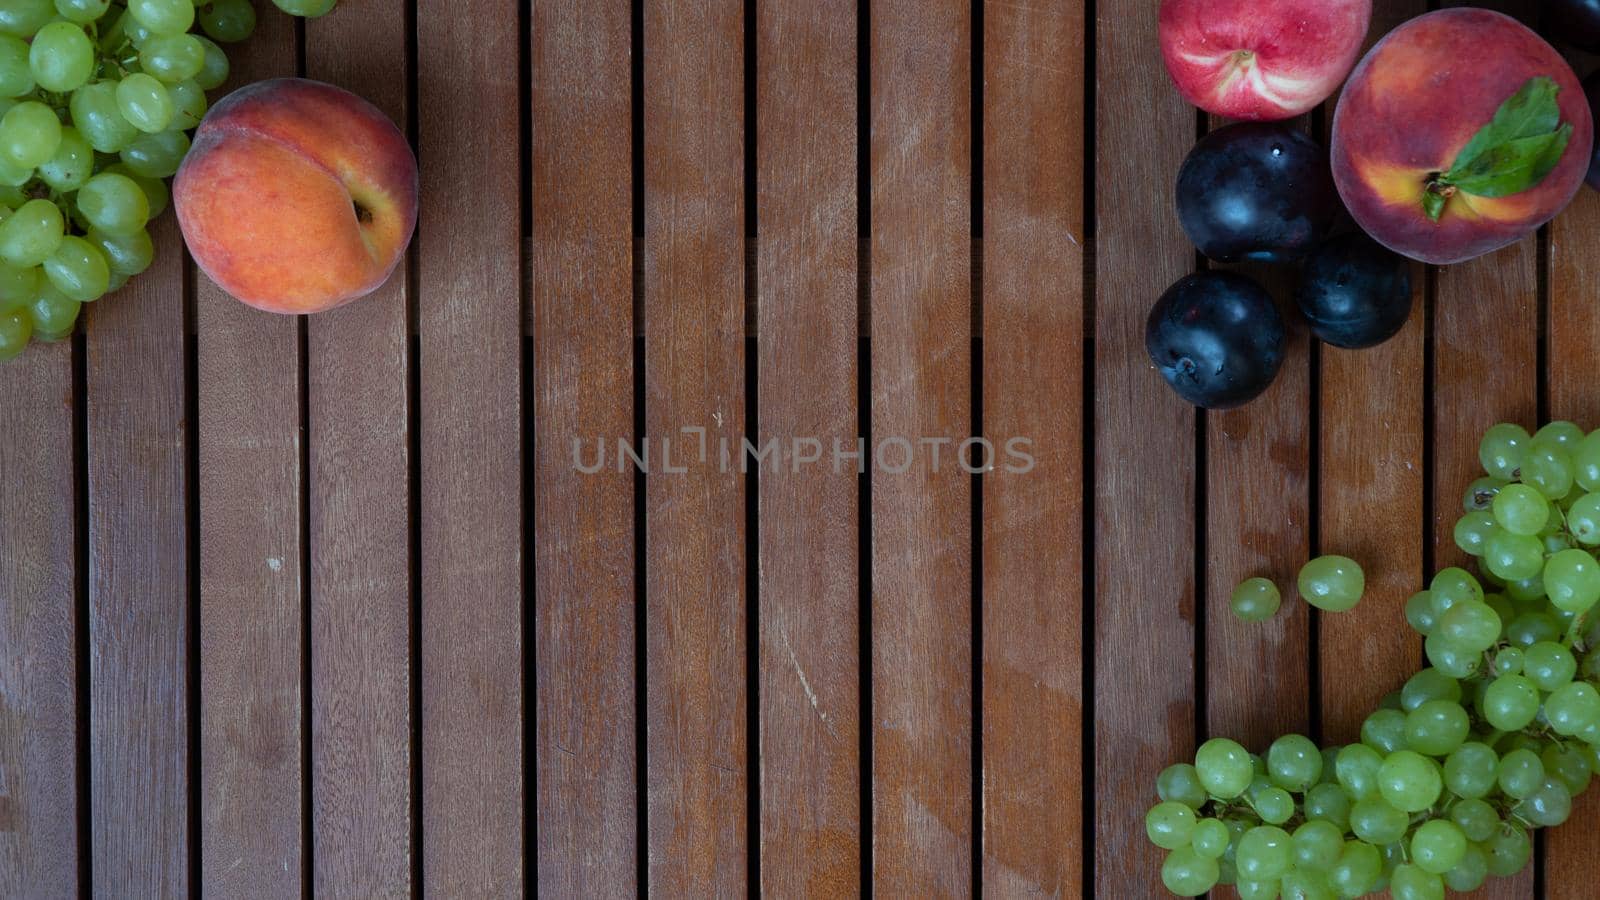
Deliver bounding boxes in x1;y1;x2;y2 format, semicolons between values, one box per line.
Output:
1331;9;1592;265
174;78;418;314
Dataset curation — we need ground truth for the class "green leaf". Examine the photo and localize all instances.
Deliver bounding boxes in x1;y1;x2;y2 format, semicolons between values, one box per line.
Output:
1447;124;1573;198
1448;76;1562;178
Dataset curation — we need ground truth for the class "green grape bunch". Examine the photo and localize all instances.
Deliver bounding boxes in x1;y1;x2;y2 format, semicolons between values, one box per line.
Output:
1149;420;1600;898
0;0;335;360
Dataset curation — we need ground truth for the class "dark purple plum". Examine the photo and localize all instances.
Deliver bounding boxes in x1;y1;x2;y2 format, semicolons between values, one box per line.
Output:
1145;271;1286;410
1176;122;1340;264
1296;234;1413;350
1544;0;1600;54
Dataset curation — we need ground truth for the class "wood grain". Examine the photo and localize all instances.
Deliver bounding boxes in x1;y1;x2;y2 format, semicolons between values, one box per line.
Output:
1542;164;1600;900
530;0;627;894
85;165;189;899
196;10;303;895
421;0;525;895
1317;0;1428;747
980;0;1084;894
1434;243;1539;900
755;0;862;893
303;1;412;894
0;341;77;898
642;0;747;895
870;0;973;893
1093;0;1199;893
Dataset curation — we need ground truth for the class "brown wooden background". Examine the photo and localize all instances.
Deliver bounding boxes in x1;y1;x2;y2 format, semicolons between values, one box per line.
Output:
2;0;1599;897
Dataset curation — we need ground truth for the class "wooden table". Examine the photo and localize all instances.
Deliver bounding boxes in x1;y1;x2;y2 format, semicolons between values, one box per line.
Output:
2;0;1598;896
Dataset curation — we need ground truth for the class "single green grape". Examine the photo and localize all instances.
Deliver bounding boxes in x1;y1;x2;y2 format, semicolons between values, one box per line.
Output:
1537;420;1585;449
1191;818;1230;860
1266;733;1320;791
0;100;61;169
1484;821;1532;877
0;308;30;360
1435;598;1501;651
87;227;154;278
1359;709;1408;756
1410;819;1466;876
72;81;140;153
1567;493;1600;545
1195;738;1253;799
1523;439;1576;500
1389;862;1445;900
1505;611;1562;648
1424;631;1482;680
1519;777;1574;827
28;280;80;340
273;0;339;17
1464;476;1508;511
1544;548;1600;614
54;0;111;24
1493;483;1549;536
1429;567;1484;613
0;34;33;97
1575;430;1600;491
1492;645;1524;676
1328;840;1381;897
1401;668;1461;712
1541;743;1592;796
0;199;63;267
77;173;151;236
167;79;207;131
128;0;195;35
119;128;189;179
1235;825;1293;883
1161;847;1219;897
194;35;230;91
1250;786;1294;825
1454;510;1497;556
103;163;168;218
1303;783;1350;831
1404;700;1470;756
1481;422;1531;479
1506;571;1548;603
1290;821;1343;872
1378;750;1442;812
42;235;109;303
29;21;94;93
1147;801;1197;850
1498;748;1546;799
1482;674;1541;731
200;0;256;42
1483;528;1545;581
139;32;206;83
0;0;55;38
1230;577;1280;623
1442;842;1489;894
1405;590;1437;635
1546;681;1600;737
1349;796;1408;845
1523;641;1577;690
116;73;175;133
1450;797;1500;842
37;126;92;192
1298;555;1364;612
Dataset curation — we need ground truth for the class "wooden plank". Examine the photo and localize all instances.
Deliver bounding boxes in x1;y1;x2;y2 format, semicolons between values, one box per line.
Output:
979;0;1084;894
196;9;303;895
1542;157;1600;900
85;160;189;899
870;0;973;893
1203;174;1312;750
1317;0;1428;746
422;0;525;895
0;342;78;898
303;1;412;894
642;0;746;894
755;0;861;893
1093;0;1198;894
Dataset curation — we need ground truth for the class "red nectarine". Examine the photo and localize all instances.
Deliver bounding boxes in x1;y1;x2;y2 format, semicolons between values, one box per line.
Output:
1331;9;1592;265
174;78;418;314
1160;0;1372;121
